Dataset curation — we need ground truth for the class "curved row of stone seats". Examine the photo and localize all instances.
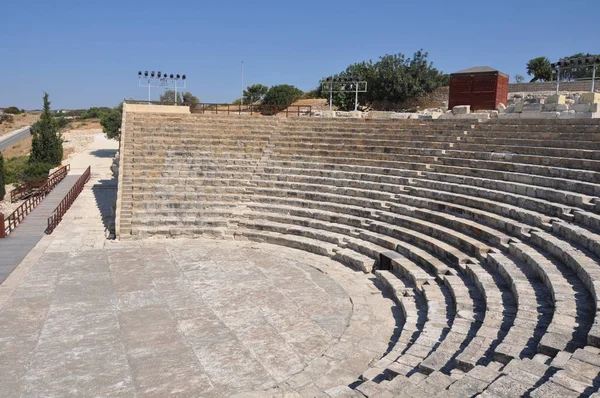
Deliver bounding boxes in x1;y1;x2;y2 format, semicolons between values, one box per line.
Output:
118;113;600;395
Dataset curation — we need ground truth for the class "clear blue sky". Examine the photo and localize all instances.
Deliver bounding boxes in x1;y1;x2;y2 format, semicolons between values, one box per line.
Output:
1;0;598;110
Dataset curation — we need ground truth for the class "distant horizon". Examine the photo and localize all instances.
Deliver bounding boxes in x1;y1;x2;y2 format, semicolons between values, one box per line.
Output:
1;0;598;110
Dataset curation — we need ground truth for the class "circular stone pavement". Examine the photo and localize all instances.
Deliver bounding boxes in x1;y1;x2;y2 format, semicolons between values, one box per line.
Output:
0;239;397;397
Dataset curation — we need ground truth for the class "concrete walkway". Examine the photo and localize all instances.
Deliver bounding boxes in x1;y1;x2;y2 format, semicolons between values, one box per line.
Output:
0;133;119;284
0;174;79;283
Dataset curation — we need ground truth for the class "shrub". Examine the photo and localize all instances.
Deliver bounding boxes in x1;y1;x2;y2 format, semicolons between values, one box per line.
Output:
262;85;304;111
4;106;22;115
100;103;123;140
4;156;28;185
22;162;53;183
0;114;14;124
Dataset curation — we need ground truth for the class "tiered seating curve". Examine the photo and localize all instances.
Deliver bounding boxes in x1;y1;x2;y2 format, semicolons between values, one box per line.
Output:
116;112;600;397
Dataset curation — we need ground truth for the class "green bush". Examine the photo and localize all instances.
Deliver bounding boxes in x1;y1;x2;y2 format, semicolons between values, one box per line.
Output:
262;85;304;111
4;156;28;185
0;114;13;124
0;153;5;200
23;162;53;183
100;103;123;140
4;106;22;115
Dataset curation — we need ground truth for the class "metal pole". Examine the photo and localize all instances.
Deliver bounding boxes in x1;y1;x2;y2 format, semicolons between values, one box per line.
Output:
241;61;244;107
592;63;597;92
556;66;560;95
148;83;151;103
354;82;359;111
329;81;333;111
174;79;178;106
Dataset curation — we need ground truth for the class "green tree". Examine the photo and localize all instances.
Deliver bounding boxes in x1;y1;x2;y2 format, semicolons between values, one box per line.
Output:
322;50;448;111
181;92;201;111
0;153;5;201
526;57;552;82
514;74;525;83
262;85;303;110
4;106;22;115
159;90;183;103
100;103;123;140
30;93;63;167
243;84;269;104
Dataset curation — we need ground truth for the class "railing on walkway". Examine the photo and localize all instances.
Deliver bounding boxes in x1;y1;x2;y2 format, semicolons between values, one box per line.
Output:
124;100;312;117
46;166;91;235
10;165;70;203
0;165;71;238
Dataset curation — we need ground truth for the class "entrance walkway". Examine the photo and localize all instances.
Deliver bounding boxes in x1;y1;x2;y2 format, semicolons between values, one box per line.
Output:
0;174;79;283
0;133;119;284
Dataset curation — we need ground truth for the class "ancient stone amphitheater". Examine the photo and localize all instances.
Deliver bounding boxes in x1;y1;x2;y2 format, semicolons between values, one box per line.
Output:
116;107;600;397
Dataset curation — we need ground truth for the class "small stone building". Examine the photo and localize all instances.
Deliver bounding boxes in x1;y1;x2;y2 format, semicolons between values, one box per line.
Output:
448;66;509;111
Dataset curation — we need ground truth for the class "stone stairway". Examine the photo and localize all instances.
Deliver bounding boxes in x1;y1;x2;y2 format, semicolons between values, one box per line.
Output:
116;111;600;396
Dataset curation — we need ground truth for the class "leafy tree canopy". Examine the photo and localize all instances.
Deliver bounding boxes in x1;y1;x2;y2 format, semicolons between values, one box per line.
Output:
243;84;269;104
4;106;22;115
526;56;552;82
262;85;304;110
100;103;123;140
29;93;63;167
320;50;449;111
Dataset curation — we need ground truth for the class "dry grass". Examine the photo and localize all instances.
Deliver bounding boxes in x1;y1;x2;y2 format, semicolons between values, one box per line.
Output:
0;113;40;137
66;119;102;131
1;136;32;158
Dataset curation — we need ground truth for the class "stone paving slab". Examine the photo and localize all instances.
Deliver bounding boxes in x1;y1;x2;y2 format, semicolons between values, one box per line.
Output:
0;239;396;397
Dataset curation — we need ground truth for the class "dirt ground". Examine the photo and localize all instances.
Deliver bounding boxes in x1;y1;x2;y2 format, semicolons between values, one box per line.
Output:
0;113;40;137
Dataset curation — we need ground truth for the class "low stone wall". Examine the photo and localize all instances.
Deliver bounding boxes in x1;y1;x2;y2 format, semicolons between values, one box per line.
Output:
122;104;191;114
509;80;600;93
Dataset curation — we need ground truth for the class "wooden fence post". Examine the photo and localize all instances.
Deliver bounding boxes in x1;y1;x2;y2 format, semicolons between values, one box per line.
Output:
0;213;5;239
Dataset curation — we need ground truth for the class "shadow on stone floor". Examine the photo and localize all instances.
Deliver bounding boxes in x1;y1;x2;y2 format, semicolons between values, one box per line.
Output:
92;178;117;237
89;149;118;158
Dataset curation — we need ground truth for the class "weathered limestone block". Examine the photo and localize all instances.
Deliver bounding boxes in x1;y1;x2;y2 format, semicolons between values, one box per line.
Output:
546;94;566;104
497;103;507;113
574;104;591;112
556;104;569;112
522;103;543;112
453;105;470;115
581;92;600;104
543;104;556;112
390;113;412;119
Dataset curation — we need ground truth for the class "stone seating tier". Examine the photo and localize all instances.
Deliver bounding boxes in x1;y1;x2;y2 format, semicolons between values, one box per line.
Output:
116;112;600;396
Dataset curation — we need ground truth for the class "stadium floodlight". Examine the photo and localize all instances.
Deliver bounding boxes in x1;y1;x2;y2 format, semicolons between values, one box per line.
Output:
320;76;368;111
138;70;188;104
553;55;599;92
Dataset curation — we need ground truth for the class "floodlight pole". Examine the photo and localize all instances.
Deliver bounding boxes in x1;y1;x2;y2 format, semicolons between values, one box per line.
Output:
592;63;597;92
556;66;560;95
354;84;359;111
241;61;244;107
174;81;178;105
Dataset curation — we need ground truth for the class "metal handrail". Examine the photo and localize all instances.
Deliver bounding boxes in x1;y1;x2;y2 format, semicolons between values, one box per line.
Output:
0;165;71;238
46;166;91;234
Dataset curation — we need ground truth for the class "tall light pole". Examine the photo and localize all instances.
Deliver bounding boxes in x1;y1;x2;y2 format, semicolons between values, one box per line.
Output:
241;61;244;105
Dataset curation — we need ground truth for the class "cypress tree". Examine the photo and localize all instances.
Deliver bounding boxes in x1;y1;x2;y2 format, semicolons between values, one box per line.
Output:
0;153;5;201
30;93;63;166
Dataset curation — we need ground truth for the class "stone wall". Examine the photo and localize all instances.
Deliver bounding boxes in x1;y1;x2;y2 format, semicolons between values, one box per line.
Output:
508;80;600;93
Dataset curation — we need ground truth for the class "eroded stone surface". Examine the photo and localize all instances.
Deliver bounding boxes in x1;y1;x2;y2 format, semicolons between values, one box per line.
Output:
0;239;396;397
